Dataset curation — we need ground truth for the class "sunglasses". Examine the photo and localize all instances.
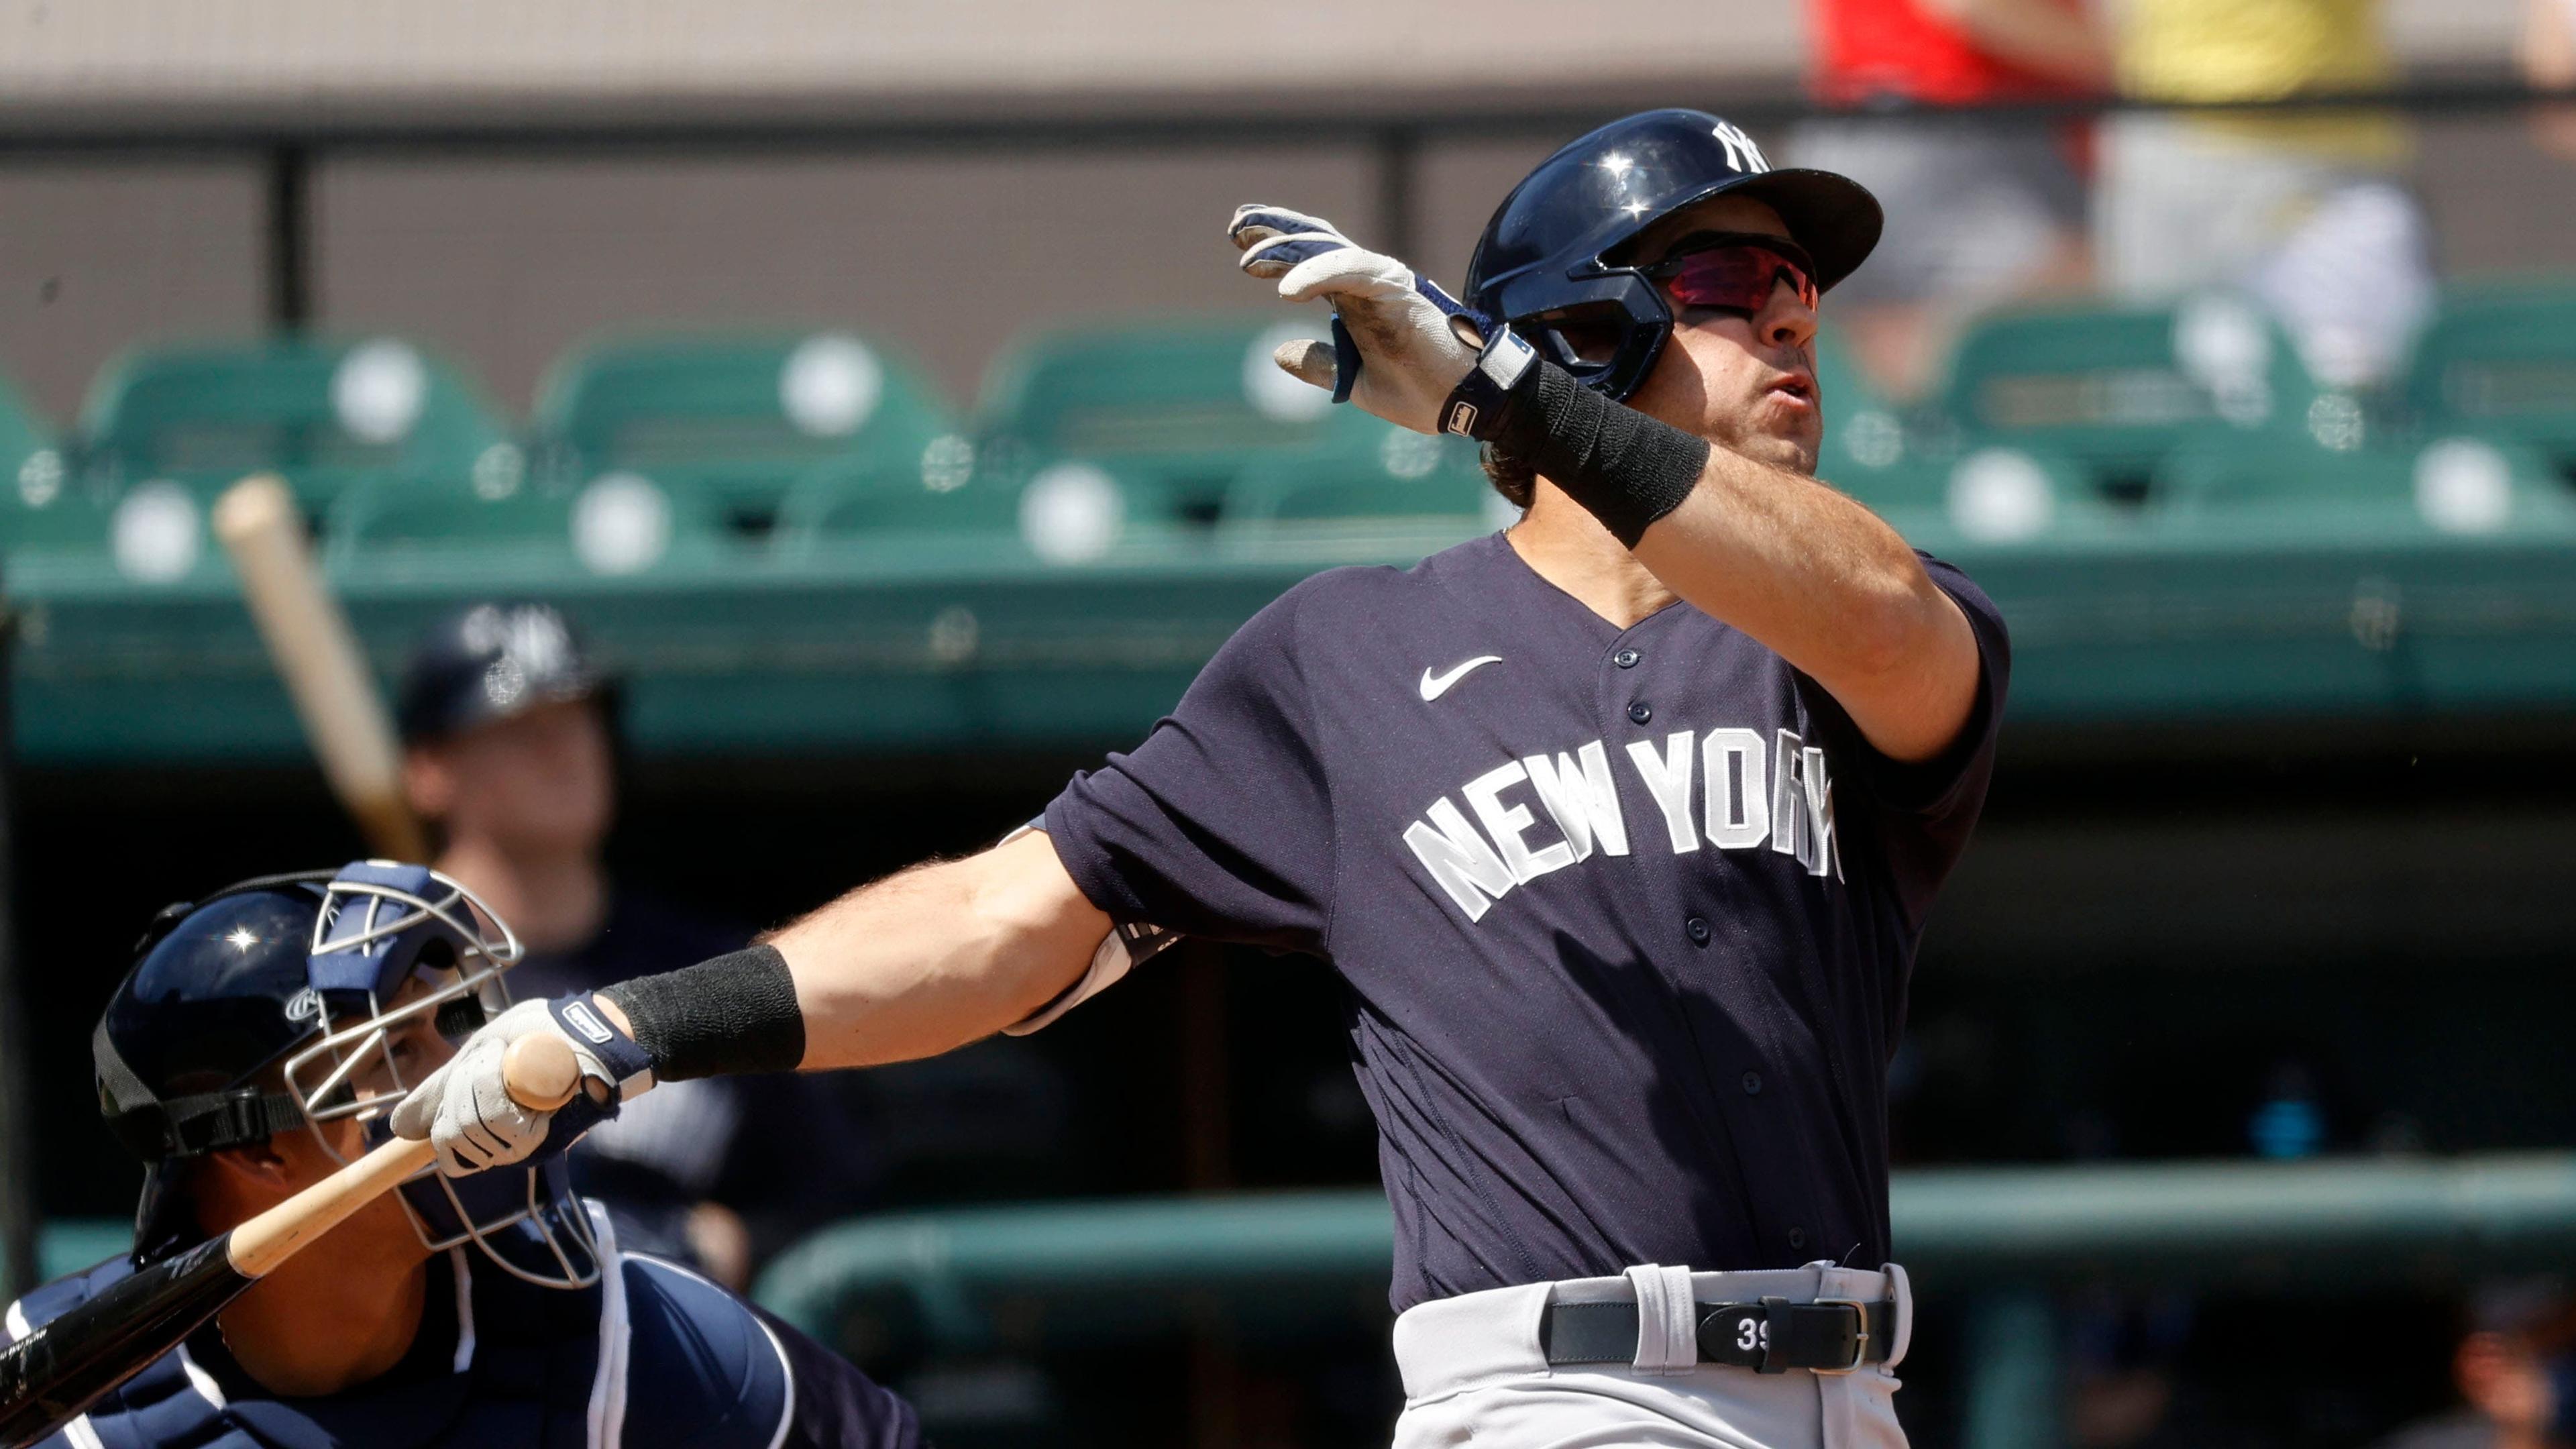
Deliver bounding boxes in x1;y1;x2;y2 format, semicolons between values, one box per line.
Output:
1641;233;1820;314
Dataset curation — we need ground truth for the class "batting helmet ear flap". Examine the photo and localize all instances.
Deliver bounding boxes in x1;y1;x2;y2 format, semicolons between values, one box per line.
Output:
1487;270;1675;402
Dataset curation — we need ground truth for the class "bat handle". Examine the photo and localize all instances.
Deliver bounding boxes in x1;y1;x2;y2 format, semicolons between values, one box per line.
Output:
225;1033;588;1280
227;1136;432;1279
502;1030;586;1112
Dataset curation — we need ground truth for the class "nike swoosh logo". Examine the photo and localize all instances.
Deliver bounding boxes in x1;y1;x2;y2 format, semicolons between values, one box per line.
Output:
1419;655;1503;702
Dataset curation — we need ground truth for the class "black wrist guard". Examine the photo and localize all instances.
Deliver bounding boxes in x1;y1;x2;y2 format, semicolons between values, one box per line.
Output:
599;943;806;1081
1441;329;1710;548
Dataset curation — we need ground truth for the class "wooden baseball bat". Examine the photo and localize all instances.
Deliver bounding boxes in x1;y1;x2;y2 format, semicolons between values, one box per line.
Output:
0;1035;581;1448
211;475;429;863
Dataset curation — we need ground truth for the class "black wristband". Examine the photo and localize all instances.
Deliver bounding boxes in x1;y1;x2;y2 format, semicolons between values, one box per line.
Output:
598;944;806;1082
1446;339;1710;548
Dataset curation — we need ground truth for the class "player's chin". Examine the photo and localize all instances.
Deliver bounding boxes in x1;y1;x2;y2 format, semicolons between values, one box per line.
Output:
1739;403;1823;474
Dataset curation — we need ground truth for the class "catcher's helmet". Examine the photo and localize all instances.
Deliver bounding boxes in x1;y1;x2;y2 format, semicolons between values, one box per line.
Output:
96;861;602;1288
1463;109;1883;401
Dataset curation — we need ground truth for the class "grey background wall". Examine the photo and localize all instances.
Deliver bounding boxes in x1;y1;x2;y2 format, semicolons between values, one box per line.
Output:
0;0;2567;425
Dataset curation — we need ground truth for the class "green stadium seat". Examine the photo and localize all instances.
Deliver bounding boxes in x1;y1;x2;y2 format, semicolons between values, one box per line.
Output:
0;375;219;586
76;336;517;513
777;449;1195;568
973;313;1344;523
326;470;737;580
2404;282;2576;477
2153;434;2576;542
0;373;98;555
773;444;1020;543
1937;293;2326;498
1216;410;1501;559
1222;410;1494;523
1895;445;2133;549
533;331;956;530
1814;327;1936;511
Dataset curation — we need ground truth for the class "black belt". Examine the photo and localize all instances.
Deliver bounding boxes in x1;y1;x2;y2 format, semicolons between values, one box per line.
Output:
1542;1296;1896;1374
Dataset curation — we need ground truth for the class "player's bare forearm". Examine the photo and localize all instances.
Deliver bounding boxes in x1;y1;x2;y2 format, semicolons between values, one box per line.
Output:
408;833;1106;1171
1629;451;1982;763
714;831;1107;1070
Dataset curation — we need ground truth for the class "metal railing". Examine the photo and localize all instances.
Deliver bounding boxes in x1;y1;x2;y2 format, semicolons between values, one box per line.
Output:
753;1153;2576;1448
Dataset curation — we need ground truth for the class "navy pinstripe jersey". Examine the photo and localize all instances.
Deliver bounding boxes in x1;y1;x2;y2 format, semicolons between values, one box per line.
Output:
1044;530;2008;1311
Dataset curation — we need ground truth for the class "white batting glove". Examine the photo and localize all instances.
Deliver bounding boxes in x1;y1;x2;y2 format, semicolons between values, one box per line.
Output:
389;997;647;1177
1227;205;1487;435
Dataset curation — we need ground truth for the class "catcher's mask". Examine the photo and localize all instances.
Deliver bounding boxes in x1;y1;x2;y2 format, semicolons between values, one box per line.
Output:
96;860;601;1288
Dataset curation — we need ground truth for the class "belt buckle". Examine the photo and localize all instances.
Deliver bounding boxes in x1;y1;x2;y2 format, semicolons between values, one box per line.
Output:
1809;1298;1870;1375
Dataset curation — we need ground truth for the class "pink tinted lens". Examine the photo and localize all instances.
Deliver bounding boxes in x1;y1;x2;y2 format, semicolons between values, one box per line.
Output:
1663;247;1818;312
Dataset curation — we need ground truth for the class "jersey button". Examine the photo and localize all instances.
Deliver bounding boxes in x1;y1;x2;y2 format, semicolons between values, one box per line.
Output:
1685;915;1711;946
1613;647;1641;669
1627;700;1653;725
1741;1070;1763;1095
1787;1226;1807;1251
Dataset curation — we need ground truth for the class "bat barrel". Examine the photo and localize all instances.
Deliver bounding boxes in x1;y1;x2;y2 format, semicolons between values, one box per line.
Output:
0;1236;248;1448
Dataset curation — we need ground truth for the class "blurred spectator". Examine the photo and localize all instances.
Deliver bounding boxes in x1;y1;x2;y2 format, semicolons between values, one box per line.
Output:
2522;0;2576;161
396;600;877;1287
1793;0;2108;398
2377;1281;2576;1449
2097;0;2434;390
2063;1293;2204;1449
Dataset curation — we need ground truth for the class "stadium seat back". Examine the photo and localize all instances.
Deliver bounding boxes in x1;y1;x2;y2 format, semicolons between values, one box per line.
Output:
534;332;956;523
1222;409;1495;527
774;449;1023;540
78;337;513;507
2155;434;2576;540
1815;328;1937;509
0;375;95;552
1904;445;2132;549
328;471;735;578
782;450;1191;568
2404;284;2576;471
974;314;1342;521
1939;294;2320;496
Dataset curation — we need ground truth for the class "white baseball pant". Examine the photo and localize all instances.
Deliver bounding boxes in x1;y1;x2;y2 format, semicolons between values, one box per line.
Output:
1389;1263;1913;1449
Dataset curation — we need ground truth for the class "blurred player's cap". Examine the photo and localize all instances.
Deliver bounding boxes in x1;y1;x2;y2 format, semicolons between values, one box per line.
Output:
396;600;614;745
2470;1277;2576;1340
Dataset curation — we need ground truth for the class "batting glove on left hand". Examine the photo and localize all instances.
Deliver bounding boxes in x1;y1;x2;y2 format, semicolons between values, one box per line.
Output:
390;996;652;1177
1228;205;1493;435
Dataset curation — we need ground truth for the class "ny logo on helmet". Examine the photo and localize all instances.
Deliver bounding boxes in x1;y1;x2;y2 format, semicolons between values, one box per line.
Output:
1711;122;1770;175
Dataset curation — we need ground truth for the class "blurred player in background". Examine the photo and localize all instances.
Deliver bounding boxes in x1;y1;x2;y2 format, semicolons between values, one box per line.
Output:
397;600;875;1286
2097;0;2434;390
1791;0;2108;398
2522;0;2576;160
2377;1283;2576;1449
0;863;917;1449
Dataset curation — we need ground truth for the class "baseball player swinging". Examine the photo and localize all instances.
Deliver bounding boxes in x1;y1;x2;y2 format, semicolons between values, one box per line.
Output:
394;108;2009;1449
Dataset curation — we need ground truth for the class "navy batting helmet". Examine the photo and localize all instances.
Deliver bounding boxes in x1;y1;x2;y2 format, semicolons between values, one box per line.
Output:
96;862;602;1287
1464;109;1883;402
396;600;614;746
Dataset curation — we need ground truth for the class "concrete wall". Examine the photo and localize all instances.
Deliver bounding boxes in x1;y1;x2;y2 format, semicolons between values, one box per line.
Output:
0;0;2524;115
0;1;1802;114
0;0;2565;427
8;115;2575;427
